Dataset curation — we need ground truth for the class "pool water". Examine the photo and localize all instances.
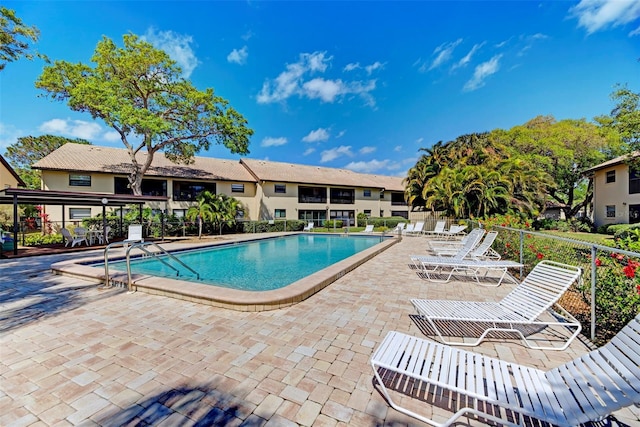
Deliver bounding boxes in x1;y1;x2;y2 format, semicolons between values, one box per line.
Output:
108;234;386;291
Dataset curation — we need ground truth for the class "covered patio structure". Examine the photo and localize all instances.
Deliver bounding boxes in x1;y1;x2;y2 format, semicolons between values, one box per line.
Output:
0;188;168;256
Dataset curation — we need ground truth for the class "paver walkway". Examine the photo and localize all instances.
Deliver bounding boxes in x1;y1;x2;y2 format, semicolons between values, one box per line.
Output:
1;235;638;426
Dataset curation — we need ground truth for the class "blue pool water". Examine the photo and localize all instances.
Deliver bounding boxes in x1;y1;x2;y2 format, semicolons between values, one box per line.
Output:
108;234;386;291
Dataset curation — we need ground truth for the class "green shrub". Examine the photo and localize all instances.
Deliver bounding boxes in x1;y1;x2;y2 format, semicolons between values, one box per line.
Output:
23;233;64;246
324;220;343;228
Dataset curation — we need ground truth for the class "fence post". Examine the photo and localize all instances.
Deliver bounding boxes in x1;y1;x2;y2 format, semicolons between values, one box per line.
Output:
519;230;524;266
591;245;597;341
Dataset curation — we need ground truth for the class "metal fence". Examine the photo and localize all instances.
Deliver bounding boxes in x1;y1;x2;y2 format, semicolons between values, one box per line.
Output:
486;225;640;345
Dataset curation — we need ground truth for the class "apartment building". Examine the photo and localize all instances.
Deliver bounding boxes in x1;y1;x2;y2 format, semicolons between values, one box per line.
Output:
33;143;408;225
585;152;640;227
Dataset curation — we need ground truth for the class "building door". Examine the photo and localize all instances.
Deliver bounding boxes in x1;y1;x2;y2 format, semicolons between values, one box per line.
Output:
630;204;640;224
330;210;355;226
298;210;326;226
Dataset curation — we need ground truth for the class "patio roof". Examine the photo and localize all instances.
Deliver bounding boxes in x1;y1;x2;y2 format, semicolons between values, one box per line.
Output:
0;188;168;207
0;188;168;256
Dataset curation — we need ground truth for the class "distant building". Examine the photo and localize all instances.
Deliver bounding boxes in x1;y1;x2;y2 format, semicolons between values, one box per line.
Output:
0;154;26;189
584;152;640;227
32;143;408;225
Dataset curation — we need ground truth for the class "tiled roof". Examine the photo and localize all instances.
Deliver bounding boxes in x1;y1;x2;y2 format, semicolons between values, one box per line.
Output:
33;143;257;182
33;143;406;191
240;159;405;191
583;151;639;174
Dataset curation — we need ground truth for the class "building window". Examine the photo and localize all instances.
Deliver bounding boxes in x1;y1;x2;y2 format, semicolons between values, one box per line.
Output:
630;204;640;224
380;191;385;199
298;210;326;226
391;210;409;219
69;208;91;219
391;192;406;206
363;189;371;197
231;184;244;193
173;181;216;201
114;177;166;196
363;209;371;217
630;169;640;194
330;210;355;226
173;209;186;218
298;186;327;203
606;170;616;183
69;174;91;187
606;205;616;218
275;209;286;218
274;184;286;194
330;188;354;204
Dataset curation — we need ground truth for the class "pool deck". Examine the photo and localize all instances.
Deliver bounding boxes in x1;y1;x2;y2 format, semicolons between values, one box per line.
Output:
1;233;638;426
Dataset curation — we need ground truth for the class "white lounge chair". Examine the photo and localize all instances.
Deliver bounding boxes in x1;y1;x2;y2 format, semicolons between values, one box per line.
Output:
429;228;485;256
411;260;582;349
371;314;640;427
361;224;374;233
61;228;87;247
405;221;424;236
422;220;446;237
392;223;405;233
402;223;415;235
303;222;314;232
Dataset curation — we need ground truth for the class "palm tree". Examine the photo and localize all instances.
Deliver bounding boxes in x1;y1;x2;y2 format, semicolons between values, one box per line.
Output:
210;193;244;235
186;191;215;239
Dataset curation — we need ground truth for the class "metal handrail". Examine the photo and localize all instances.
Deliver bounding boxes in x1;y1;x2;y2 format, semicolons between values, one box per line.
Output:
103;240;199;290
125;241;199;291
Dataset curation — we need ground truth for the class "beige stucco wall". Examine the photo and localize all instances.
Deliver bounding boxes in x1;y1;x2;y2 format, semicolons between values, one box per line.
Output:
592;163;640;227
40;170;259;223
0;164;22;189
256;182;407;221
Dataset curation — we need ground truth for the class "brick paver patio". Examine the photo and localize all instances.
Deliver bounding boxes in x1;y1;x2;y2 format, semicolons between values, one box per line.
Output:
1;235;638;426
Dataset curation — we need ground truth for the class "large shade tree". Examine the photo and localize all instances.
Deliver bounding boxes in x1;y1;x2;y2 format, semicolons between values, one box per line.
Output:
495;116;615;219
596;84;640;165
0;7;41;71
4;135;91;189
36;34;253;195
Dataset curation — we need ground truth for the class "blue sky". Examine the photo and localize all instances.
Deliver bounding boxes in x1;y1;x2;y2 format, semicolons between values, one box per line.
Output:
1;1;639;177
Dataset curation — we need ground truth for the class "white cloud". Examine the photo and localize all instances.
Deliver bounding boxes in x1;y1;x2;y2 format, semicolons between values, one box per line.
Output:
344;62;360;71
429;38;463;71
415;137;424;145
241;31;254;41
631;25;640;36
261;136;288;147
365;61;384;74
359;146;376;154
303;148;315;156
452;42;485;71
256;51;378;106
320;145;353;162
570;0;640;34
394;145;402;152
0;122;22;152
344;159;388;173
302;128;330;143
143;28;200;78
103;131;121;142
227;46;248;65
336;130;346;138
39;118;102;140
463;54;503;92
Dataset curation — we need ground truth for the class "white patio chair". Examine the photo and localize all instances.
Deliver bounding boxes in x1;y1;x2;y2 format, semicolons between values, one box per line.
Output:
411;260;582;349
361;224;374;233
61;228;87;247
122;224;144;251
371;314;640;427
303;222;314;232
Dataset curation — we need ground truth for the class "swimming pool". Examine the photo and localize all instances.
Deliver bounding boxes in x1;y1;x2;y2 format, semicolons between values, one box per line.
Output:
52;232;399;311
108;234;388;291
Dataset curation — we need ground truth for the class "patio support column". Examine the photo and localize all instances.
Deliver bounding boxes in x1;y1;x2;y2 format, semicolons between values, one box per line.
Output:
12;193;18;255
102;198;107;244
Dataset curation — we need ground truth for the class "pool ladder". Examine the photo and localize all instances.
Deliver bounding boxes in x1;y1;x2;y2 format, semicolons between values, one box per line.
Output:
103;241;200;292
